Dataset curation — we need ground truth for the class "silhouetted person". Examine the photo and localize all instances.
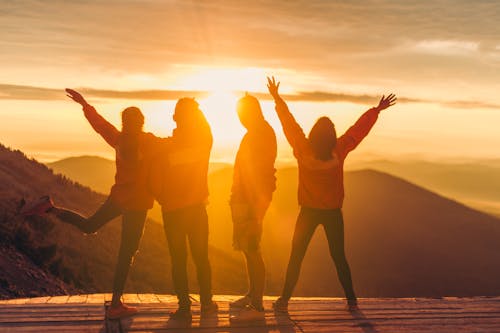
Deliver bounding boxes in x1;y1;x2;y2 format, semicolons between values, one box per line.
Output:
229;94;277;322
266;77;396;312
20;89;158;319
148;98;216;322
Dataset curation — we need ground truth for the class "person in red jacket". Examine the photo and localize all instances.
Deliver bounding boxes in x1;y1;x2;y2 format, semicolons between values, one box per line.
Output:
20;89;157;320
266;77;396;312
229;94;277;322
147;98;217;322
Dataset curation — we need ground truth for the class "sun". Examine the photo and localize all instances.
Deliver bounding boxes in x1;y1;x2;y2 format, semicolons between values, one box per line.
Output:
171;67;269;147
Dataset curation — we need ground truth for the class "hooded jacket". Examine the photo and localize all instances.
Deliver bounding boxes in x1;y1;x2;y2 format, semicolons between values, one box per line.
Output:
273;97;381;209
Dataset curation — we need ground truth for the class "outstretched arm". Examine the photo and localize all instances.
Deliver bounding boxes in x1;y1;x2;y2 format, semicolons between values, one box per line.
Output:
66;89;119;147
339;94;397;156
267;76;308;153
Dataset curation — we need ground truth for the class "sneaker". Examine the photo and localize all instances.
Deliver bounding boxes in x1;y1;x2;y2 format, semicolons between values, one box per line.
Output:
169;307;192;322
106;302;138;320
272;297;288;313
229;295;251;308
230;304;265;323
201;301;218;315
20;196;54;216
347;298;359;312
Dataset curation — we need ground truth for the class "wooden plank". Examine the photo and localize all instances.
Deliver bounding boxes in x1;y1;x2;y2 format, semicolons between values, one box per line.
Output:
25;297;51;304
156;294;178;304
137;293;160;303
121;293;141;304
46;295;69;304
66;294;88;304
86;294;105;304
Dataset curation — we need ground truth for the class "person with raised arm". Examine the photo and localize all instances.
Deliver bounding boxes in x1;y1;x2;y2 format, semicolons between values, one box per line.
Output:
20;89;158;319
266;77;396;312
228;94;277;322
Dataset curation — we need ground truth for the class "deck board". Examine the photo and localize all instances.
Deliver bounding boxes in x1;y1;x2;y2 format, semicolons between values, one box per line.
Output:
0;295;499;332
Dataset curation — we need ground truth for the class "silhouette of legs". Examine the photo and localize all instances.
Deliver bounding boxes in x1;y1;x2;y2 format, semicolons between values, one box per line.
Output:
186;206;212;305
52;198;121;234
281;208;319;300
52;198;147;307
111;210;147;306
243;249;265;309
322;209;356;301
163;204;213;309
163;210;191;309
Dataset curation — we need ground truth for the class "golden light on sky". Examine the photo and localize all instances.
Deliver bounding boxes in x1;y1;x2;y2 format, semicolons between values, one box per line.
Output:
0;1;499;163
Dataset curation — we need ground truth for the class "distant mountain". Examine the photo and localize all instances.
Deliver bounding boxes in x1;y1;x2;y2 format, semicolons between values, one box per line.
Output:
47;156;115;194
351;159;500;217
45;153;500;297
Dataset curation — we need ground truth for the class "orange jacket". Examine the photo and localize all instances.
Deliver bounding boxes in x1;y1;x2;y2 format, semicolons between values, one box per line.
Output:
274;98;380;209
148;125;213;212
83;105;156;210
231;121;277;206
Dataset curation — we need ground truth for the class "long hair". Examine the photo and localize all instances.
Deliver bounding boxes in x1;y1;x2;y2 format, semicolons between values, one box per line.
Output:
236;94;264;129
173;98;211;142
119;106;144;163
308;117;337;161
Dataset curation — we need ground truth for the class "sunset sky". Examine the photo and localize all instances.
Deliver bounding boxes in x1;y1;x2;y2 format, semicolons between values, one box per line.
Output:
1;1;499;163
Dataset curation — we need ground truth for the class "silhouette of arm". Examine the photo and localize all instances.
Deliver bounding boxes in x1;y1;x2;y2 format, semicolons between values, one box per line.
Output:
267;76;308;153
338;94;396;156
66;89;119;147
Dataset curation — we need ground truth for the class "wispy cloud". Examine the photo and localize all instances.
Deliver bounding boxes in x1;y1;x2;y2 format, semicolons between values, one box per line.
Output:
2;83;498;110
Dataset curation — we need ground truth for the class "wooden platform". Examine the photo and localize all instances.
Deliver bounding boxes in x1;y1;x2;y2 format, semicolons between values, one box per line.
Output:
0;294;499;332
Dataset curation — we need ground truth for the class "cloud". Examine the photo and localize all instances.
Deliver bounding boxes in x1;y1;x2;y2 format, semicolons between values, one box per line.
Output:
2;83;498;110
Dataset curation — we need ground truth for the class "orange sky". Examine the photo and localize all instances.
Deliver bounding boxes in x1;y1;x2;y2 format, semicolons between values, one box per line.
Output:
0;1;499;162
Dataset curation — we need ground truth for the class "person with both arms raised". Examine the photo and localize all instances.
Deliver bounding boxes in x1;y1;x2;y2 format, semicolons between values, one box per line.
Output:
266;76;396;312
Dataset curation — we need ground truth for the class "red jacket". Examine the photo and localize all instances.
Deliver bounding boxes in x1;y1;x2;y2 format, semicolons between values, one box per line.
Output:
148;123;213;212
231;121;277;206
83;105;156;210
274;98;380;209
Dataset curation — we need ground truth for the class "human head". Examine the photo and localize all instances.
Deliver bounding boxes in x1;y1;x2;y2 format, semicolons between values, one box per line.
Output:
173;97;201;127
308;116;337;161
121;106;144;134
236;93;264;129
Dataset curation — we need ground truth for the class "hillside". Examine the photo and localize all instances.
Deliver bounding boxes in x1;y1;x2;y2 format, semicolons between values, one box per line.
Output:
0;144;244;299
43;153;500;297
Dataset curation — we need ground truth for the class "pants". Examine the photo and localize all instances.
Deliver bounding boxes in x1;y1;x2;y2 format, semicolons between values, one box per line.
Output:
162;204;212;308
53;198;147;305
281;207;356;301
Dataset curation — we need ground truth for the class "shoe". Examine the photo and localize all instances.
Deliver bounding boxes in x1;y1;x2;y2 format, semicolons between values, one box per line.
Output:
201;301;218;314
347;298;359;312
272;297;288;313
169;307;192;322
229;295;251;308
20;196;54;216
230;304;265;323
106;302;138;320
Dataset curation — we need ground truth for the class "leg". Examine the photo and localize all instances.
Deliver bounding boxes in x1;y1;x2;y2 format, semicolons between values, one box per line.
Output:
52;198;121;234
163;209;190;308
281;208;318;300
111;210;147;306
243;249;265;310
322;210;356;301
186;205;213;305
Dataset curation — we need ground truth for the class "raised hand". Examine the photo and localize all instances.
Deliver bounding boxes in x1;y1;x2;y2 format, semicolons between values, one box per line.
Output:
375;94;397;111
65;88;89;107
267;76;280;99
